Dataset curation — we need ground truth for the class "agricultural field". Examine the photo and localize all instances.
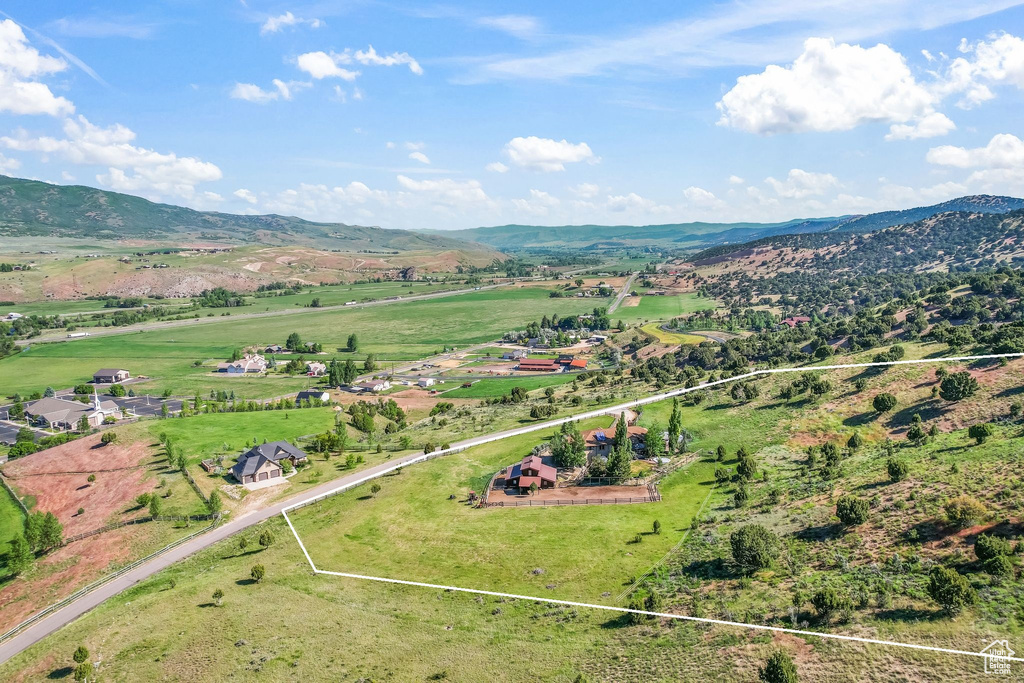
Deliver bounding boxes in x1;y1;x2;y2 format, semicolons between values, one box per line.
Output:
440;373;581;398
0;483;26;581
639;322;706;346
615;292;717;324
0;286;598;398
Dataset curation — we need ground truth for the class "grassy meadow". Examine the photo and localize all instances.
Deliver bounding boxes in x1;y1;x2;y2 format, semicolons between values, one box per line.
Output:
0;286;598;398
615;292;716;324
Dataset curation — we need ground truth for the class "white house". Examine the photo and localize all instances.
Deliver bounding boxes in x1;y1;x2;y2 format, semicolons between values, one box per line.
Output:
217;353;268;374
356;380;391;393
306;361;327;377
417;377;436;387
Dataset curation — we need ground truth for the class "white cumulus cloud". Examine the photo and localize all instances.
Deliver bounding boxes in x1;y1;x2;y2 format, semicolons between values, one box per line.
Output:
0;115;222;201
885;112;956;140
683;186;720;207
408;151;431;164
485;161;508;173
764;168;840;198
717;37;936;136
503;136;597;172
0;19;75;117
234;188;258;204
296;51;360;81
230;79;308;103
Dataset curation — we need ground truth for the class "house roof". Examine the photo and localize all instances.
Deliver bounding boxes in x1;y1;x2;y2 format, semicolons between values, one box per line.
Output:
26;396;119;424
568;359;588;368
517;476;542;489
94;368;127;376
509;455;556;483
296;390;328;401
232;441;308;478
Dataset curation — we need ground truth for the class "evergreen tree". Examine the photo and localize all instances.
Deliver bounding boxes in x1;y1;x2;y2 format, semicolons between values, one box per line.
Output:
667;398;682;453
7;534;34;575
342;359;358;384
347;333;359;352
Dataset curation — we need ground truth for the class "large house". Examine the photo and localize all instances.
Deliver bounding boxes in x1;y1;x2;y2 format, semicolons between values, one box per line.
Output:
217;353;267;374
780;316;812;329
517;358;562;372
580;424;649;459
26;391;121;430
231;441;309;485
306;361;327;377
417;377;436;387
93;368;130;384
502;349;528;360
355;379;391;393
501;454;557;493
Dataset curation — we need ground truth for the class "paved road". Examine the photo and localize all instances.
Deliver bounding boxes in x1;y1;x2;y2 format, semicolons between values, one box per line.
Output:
607;272;638;314
15;283;506;347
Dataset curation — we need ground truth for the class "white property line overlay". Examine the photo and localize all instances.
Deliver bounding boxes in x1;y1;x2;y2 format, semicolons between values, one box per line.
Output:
281;351;1024;664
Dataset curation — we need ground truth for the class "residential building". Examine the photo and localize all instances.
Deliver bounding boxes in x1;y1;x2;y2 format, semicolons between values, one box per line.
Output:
501;454;557;493
217;353;268;374
501;349;528;360
296;390;330;403
580;424;649;459
93;368;130;384
306;361;327;377
265;344;284;354
417;377;436;387
780;316;812;328
355;379;391;392
231;440;309;486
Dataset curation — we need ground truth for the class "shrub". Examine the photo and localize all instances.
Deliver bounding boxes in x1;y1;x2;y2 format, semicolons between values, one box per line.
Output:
968;423;994;445
886;459;909;483
100;431;118;445
759;650;799;683
985;555;1015;578
811;587;852;621
872;393;897;413
730;524;780;573
975;534;1012;562
652;520;661;535
927;566;976;615
939;371;979;402
944;495;987;528
835;495;869;526
737;454;757;480
846;431;863;451
734;486;749;507
251;564;266;583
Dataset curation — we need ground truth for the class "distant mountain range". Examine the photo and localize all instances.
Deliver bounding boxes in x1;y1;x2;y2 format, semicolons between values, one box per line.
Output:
0;175;491;254
440;195;1024;251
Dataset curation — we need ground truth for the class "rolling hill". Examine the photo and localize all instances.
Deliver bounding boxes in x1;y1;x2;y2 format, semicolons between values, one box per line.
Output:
438;195;1024;251
0;175;492;254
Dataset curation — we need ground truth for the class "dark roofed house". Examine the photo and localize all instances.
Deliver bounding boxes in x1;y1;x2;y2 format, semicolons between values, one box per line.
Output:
265;344;284;354
231;441;309;486
93;368;130;384
503;453;557;493
296;389;330;403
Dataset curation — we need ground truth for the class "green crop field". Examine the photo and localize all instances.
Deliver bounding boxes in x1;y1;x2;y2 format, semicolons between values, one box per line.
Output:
440;373;580;398
0;286;598;398
290;419;716;602
615;293;717;323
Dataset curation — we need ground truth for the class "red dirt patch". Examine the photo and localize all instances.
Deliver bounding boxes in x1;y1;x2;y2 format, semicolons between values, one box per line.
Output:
3;434;156;536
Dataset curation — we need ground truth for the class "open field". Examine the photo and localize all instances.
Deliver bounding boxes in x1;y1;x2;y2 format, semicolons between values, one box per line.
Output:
0;286;598;398
440;373;581;398
290;418;716;602
639;322;705;345
615;292;717;324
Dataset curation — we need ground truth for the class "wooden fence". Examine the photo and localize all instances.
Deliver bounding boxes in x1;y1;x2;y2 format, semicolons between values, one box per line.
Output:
62;513;220;545
0;474;29;515
484;492;659;508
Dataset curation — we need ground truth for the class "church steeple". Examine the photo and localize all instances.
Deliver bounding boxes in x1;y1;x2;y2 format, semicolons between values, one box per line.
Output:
93;386;101;411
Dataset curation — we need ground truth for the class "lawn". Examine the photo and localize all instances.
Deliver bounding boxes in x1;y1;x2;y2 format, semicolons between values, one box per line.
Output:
0;482;26;579
0;286;597;398
441;373;580;398
290;420;717;603
615;293;717;324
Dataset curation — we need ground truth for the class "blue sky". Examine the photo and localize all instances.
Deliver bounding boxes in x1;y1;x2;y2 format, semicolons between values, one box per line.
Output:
1;1;1024;230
